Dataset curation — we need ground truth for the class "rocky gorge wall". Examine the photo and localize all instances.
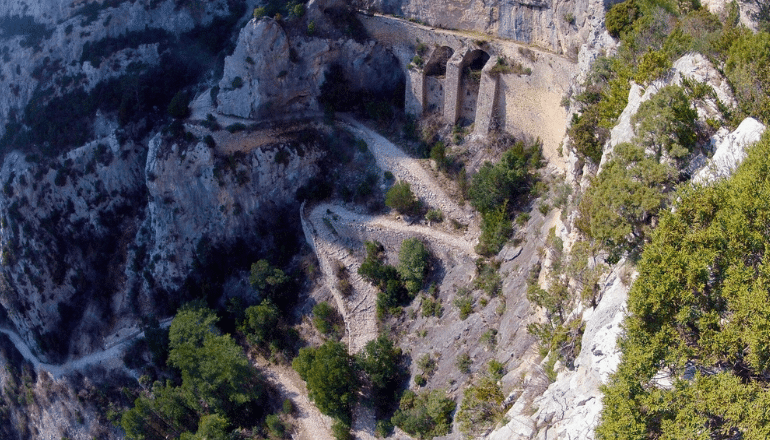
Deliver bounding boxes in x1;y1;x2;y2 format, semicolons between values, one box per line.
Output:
0;0;233;139
355;0;623;55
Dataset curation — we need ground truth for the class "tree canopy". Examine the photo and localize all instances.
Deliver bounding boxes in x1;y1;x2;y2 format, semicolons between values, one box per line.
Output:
577;142;676;258
385;180;420;215
122;305;263;440
292;341;358;423
597;133;770;439
397;238;430;295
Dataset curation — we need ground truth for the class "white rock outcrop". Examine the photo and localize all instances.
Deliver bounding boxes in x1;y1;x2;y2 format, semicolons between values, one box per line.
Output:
217;17;403;120
694;117;766;183
491;266;630;440
601;53;735;168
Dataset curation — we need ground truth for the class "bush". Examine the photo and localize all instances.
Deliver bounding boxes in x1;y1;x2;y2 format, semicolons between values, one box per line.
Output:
231;76;243;89
398;238;429;295
425;209;444;223
167;90;190;119
456;376;505;437
312;301;344;339
240;299;280;348
469;139;542;215
386;181;420;215
476;202;512;257
391;390;456;439
568;106;608;164
456;353;472;374
332;419;352;440
454;287;474;320
292;341;358;423
605;0;639;38
576;143;676;257
356;336;407;415
632;84;697;159
265;414;286;438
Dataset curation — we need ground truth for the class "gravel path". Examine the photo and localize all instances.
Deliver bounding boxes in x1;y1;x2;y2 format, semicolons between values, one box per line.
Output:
255;360;336;440
299;119;483;438
338;115;480;239
0;318;172;379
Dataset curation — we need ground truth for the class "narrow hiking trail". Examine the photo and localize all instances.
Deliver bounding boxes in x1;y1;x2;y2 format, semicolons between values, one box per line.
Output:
0;318;173;379
338;115;480;239
298;118;483;439
254;359;336;440
302;119;480;354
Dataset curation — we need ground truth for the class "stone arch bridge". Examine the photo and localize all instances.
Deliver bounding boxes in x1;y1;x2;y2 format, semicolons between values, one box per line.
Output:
358;13;576;167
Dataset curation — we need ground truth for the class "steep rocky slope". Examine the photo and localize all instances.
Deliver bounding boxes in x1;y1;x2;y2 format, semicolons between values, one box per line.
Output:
0;0;767;438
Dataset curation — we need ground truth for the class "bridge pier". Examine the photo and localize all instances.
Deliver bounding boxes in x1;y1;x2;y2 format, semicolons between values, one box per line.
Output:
443;50;465;124
473;56;499;135
405;68;425;117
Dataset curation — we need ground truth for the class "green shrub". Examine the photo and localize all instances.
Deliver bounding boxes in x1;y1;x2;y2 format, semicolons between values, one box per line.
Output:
265;414;286;438
468;140;541;215
355;336;407;415
312;301;343;339
391;390;455;439
456;353;472;374
332;419;352;440
398;238;429;295
425;209;444;223
240;299;280;348
167;90;190;119
568;106;608;164
634;48;672;84
454;287;474;320
430;141;446;170
456;376;505;437
386;181;420;215
724;31;770;123
282;398;294;415
605;0;639;38
231;76;243;89
421;295;443;317
293;341;358;423
487;359;505;380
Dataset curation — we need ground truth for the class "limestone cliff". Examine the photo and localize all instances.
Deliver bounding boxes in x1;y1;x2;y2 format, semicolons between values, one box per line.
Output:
217;16;403;119
0;0;232;139
356;0;622;55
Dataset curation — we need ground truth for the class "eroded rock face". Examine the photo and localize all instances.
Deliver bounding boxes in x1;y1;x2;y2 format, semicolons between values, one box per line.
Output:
700;0;764;31
357;0;623;54
0;129;147;362
217;17;403;119
0;0;231;138
491;265;629;440
143;131;324;294
694;117;766;183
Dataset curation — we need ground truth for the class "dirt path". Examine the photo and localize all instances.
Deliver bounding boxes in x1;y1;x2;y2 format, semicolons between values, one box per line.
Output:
300;117;481;354
0;318;172;379
338;115;480;239
255;359;336;440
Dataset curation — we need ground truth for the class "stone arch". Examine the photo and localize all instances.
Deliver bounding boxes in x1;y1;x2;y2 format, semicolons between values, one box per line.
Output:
457;49;491;124
424;46;454;77
423;46;455;113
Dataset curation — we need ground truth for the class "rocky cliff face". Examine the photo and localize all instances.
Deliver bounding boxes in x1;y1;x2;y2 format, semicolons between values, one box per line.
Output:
143;129;324;295
0;0;232;139
356;0;622;55
217;16;403;119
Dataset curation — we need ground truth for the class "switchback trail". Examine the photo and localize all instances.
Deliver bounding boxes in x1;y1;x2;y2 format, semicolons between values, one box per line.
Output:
301;119;480;352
